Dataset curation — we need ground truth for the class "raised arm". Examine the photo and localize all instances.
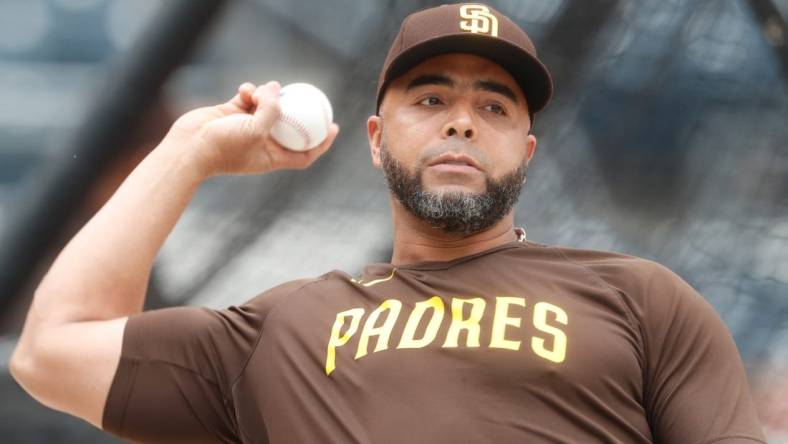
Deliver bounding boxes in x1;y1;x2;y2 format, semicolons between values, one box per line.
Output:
9;81;338;428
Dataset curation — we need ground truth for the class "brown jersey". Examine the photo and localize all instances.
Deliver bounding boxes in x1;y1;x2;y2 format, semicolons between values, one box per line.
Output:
102;242;766;443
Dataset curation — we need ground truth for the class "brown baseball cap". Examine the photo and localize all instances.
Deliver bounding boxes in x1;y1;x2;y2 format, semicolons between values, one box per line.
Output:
376;3;553;117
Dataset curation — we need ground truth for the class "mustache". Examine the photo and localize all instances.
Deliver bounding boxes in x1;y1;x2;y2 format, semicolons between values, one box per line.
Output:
417;141;491;171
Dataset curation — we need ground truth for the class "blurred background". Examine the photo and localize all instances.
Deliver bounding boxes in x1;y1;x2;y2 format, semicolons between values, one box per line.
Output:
0;0;786;442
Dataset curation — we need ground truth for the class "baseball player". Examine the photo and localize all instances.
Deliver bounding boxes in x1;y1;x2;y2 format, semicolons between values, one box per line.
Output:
10;3;766;443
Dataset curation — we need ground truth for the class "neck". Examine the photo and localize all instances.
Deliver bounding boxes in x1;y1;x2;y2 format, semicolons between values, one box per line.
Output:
389;197;518;266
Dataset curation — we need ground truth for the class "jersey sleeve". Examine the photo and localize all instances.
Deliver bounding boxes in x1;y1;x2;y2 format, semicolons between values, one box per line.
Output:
628;260;766;444
101;279;310;443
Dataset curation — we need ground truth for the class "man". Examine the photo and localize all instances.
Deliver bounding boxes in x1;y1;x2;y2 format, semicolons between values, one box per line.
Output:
10;3;765;443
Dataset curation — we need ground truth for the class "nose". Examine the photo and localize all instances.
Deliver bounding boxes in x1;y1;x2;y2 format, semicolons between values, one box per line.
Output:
441;104;477;141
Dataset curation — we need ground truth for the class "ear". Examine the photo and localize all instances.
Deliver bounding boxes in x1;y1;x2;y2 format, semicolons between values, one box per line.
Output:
367;115;384;169
524;134;537;164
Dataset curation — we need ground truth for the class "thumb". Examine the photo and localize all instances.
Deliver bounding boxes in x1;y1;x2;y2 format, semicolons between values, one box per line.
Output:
251;81;282;135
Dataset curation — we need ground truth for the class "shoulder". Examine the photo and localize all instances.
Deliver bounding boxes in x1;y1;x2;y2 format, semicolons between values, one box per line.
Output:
531;243;702;317
127;272;352;345
543;244;713;326
236;270;355;318
543;243;681;292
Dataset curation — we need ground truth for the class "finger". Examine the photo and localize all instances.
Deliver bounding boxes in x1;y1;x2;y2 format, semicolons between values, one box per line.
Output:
251;81;282;134
251;80;280;106
220;82;256;114
272;123;339;170
237;82;256;107
303;123;339;162
262;137;312;170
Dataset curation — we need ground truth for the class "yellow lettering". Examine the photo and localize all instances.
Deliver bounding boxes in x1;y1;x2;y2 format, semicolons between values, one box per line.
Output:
325;308;365;375
355;299;402;359
443;297;486;348
490;297;525;350
398;296;445;349
531;302;568;363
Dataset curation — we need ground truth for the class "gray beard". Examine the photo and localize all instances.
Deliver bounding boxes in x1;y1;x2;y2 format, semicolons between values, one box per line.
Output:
380;142;527;235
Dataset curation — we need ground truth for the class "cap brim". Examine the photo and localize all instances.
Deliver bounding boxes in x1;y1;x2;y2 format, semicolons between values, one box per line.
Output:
377;33;553;114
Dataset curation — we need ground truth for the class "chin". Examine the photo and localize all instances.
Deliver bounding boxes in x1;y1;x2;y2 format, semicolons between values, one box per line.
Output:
426;183;486;197
421;175;487;196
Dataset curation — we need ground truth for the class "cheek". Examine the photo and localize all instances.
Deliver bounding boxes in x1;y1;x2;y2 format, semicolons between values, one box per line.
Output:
384;119;436;166
389;100;448;135
484;133;529;177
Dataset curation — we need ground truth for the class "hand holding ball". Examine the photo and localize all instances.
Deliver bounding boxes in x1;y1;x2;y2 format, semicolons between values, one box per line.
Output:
270;83;334;151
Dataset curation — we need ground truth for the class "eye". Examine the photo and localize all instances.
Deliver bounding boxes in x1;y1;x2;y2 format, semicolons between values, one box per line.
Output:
418;96;443;106
484;103;506;115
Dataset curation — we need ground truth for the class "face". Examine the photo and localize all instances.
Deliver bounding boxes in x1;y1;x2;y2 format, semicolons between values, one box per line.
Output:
367;53;538;234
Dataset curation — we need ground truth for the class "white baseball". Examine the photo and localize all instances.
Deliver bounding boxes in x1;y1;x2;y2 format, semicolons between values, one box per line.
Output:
270;83;333;151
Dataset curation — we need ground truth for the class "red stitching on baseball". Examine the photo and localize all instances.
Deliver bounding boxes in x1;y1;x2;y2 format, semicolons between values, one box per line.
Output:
279;112;311;149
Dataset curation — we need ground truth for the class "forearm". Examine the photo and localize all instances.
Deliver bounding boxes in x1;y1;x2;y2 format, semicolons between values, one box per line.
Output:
25;139;206;327
9;82;334;428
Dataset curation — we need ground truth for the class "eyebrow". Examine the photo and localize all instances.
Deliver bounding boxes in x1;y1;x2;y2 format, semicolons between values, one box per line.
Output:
405;74;454;90
474;80;518;104
405;74;519;104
